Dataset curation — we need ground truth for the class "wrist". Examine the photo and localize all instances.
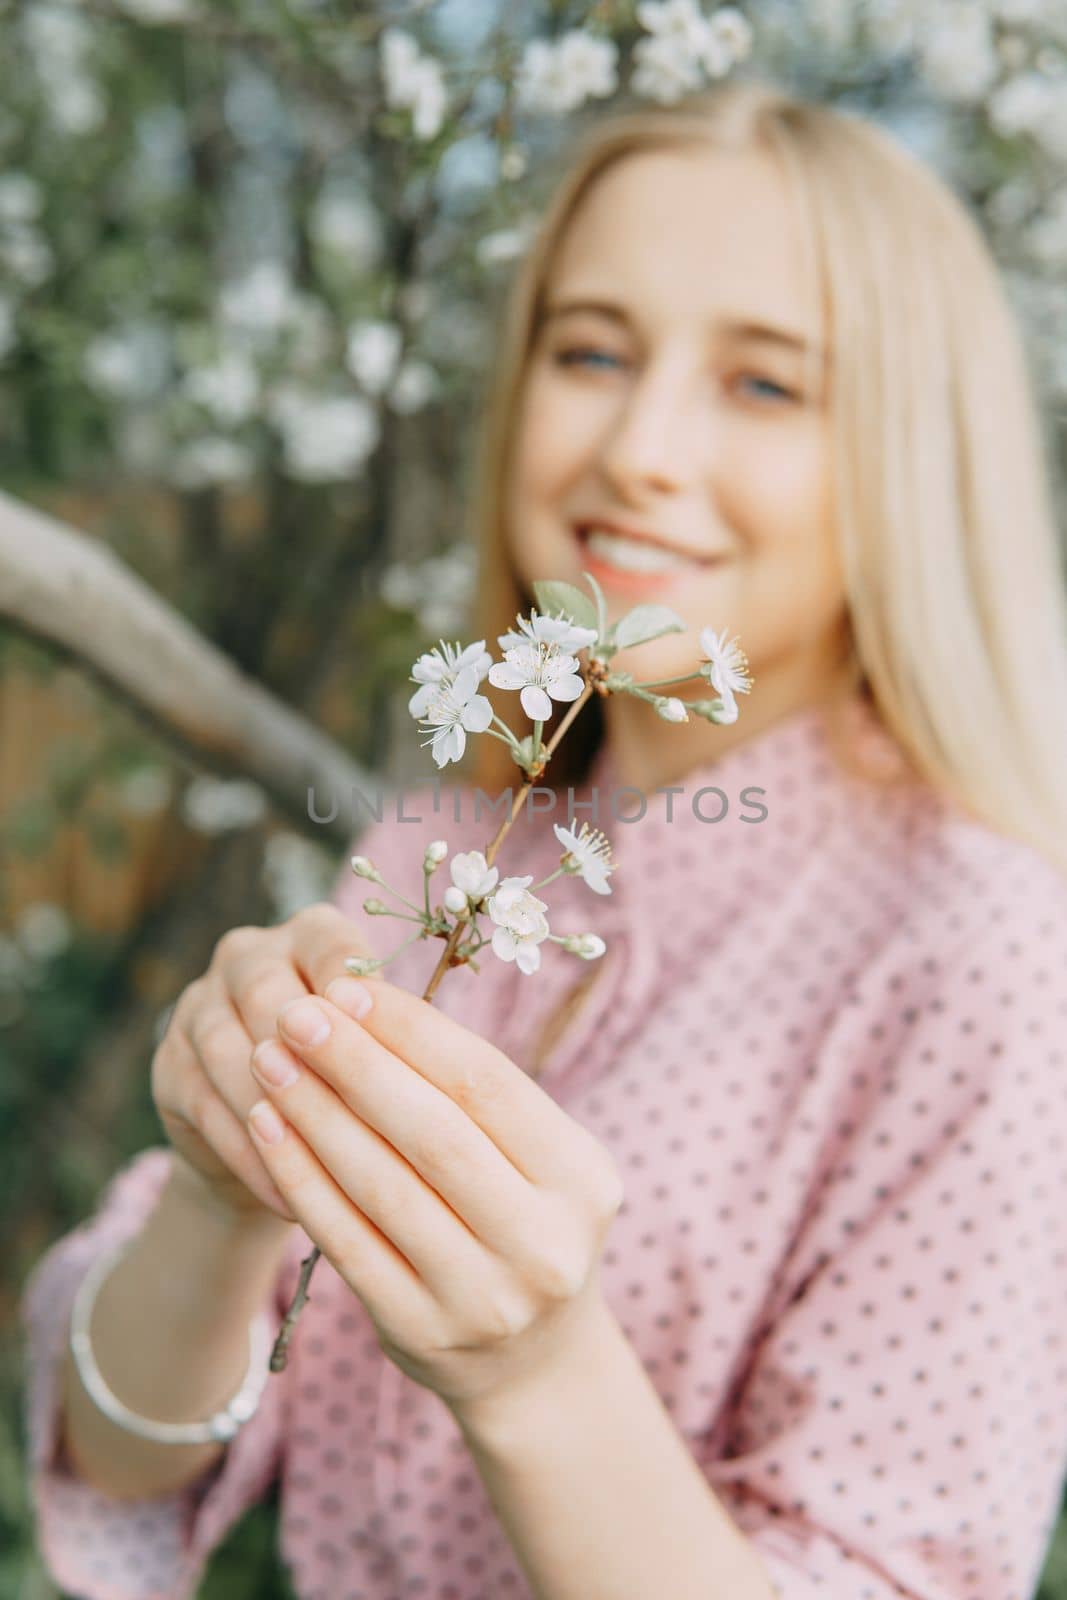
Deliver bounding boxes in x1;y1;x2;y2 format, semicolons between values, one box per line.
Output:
450;1287;620;1450
166;1150;293;1244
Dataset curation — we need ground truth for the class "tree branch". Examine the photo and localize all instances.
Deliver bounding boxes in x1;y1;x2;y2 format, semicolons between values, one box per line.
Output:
0;490;376;842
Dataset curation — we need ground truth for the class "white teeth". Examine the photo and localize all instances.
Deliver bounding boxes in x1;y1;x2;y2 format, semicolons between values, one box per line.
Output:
584;528;695;573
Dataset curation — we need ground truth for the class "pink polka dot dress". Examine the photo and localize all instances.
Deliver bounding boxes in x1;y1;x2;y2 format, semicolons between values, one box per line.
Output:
19;695;1067;1599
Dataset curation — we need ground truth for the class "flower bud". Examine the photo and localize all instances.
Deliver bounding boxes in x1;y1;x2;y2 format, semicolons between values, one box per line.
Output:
350;854;381;882
424;839;448;869
561;932;606;960
362;898;388;915
344;955;384;975
443;885;469;916
657;696;688;723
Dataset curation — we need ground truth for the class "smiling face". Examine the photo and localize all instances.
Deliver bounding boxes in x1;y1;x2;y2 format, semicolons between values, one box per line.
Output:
503;143;853;778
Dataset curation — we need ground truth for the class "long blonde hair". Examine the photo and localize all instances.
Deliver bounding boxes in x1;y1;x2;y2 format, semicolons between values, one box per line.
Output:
463;77;1067;877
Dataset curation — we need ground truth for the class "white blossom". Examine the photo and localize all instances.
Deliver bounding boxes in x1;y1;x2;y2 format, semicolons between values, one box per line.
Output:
706;7;753;68
389;358;441;415
698;625;753;722
499;146;528;182
170;437;257;490
917;5;998;103
310;191;383;270
23;4;94;64
1023;188;1067;265
270;389;380;482
986;174;1038;228
22;6;106;133
488;641;585;722
631;30;704;103
83;325;169;401
657;696;689;722
806;0;857;50
382;544;476;635
345;319;403;396
182;776;268;834
560;932;607;960
515;31;619;115
553;822;616;896
1;227;53;286
16;902;73;962
262;831;334;920
219;262;296;341
486;876;551;975
408;639;493;719
475;219;537;267
183;352;259;425
449;849;500;901
415;662;494;768
117;765;173;816
863;0;922;56
380;29;448;141
632;0;746;100
116;0;197;20
1033;95;1067;162
0;175;42;225
54;77;106;134
497;610;598;656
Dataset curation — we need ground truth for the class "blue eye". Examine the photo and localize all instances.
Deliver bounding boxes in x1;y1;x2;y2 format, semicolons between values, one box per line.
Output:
735;373;798;402
555;346;625;372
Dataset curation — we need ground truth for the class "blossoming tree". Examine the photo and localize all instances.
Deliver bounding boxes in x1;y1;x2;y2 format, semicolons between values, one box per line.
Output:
2;1;1066;1593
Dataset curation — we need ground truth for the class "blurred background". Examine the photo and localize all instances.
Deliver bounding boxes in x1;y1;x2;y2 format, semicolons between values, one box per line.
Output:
2;2;1065;1594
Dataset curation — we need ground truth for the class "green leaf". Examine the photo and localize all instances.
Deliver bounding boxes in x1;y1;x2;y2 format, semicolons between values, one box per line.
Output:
580;570;608;643
531;581;598;633
612;604;686;650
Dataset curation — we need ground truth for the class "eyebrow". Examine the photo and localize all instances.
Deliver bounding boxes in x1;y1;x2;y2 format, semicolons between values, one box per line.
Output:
539;295;828;363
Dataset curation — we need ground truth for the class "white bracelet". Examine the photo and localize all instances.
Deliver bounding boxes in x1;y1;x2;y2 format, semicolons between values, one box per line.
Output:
69;1239;274;1445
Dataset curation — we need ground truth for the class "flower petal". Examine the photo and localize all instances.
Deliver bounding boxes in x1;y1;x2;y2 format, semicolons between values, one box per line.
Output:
460;693;494;733
715;685;739;724
548;671;584;703
520;684;554;720
408;682;436;718
489;661;528;691
433;723;465;766
515;943;542;975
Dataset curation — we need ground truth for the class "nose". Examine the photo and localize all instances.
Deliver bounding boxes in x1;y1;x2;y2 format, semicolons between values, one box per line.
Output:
596;361;708;500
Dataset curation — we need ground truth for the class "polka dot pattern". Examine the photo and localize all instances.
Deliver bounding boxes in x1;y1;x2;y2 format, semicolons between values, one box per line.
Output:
20;695;1067;1598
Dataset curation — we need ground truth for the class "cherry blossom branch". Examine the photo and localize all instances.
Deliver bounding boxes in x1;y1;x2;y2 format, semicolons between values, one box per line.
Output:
421;669;601;1004
269;583;751;1371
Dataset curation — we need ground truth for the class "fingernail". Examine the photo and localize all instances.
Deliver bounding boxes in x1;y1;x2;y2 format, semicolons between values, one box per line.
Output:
248;1100;286;1145
279;998;331;1047
324;976;373;1020
251;1040;301;1088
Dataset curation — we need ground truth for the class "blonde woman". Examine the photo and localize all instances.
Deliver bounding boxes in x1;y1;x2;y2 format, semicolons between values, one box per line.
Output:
21;80;1067;1600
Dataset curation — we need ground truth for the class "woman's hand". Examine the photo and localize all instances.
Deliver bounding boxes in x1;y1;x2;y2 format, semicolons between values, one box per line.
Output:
151;903;375;1225
244;974;625;1413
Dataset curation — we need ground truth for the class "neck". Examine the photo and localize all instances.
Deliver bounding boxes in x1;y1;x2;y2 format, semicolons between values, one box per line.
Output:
602;642;859;796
